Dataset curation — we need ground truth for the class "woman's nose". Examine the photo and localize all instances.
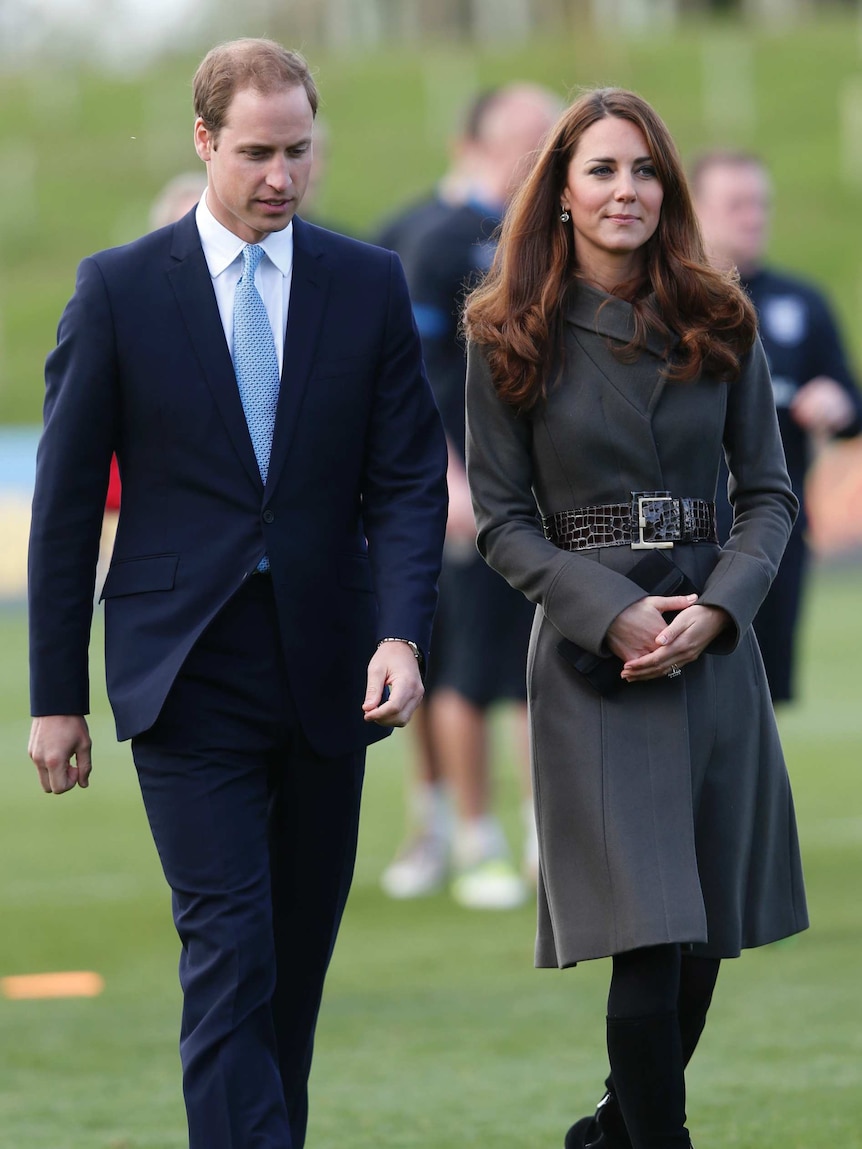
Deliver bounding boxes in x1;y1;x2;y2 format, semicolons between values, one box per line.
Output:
614;177;636;201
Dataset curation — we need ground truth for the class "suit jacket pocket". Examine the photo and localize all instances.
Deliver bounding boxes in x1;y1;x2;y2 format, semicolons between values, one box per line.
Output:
337;553;374;593
100;554;179;600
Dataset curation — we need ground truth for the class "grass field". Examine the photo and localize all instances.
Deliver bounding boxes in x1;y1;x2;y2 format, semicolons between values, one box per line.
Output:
0;560;860;1148
5;14;862;422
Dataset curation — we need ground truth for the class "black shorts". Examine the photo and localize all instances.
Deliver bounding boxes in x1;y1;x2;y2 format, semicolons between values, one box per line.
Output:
424;548;534;708
752;525;807;704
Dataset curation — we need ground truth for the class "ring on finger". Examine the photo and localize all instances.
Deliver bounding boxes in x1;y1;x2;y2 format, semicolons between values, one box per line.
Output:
666;664;682;679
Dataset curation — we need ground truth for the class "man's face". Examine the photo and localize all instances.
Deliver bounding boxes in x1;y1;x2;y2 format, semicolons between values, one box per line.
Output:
693;160;771;276
194;84;314;243
465;86;561;206
490;92;560;202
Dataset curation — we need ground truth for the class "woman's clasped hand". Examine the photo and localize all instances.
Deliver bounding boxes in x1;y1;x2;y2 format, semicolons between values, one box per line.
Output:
606;594;732;681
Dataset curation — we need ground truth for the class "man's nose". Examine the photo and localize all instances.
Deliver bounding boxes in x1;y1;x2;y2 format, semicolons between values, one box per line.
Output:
265;157;292;190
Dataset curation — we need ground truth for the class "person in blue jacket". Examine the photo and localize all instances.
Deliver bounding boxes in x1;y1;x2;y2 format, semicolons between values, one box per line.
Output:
692;149;862;702
379;84;562;909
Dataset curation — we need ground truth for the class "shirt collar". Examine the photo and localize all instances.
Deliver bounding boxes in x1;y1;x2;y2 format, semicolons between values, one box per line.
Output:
196;190;294;278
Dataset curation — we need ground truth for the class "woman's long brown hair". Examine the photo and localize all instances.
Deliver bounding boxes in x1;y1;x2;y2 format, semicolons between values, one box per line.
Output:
463;87;757;409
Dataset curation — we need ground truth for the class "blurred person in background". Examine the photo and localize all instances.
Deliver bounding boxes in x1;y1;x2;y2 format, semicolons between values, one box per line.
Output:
692;150;862;703
374;87;507;268
149;171;208;230
373;92;504;899
28;37;447;1149
299;117;353;234
464;88;807;1149
379;83;562;911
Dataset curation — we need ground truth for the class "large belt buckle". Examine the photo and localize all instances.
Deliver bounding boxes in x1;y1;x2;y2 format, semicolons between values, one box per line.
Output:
631;492;676;550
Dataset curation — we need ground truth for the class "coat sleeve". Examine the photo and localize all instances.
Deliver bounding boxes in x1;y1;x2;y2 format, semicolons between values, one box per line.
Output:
698;335;798;650
360;252;449;665
28;256;119;716
465;342;647;655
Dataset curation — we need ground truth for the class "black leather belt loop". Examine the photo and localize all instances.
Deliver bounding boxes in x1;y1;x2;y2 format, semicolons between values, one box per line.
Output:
542;491;718;552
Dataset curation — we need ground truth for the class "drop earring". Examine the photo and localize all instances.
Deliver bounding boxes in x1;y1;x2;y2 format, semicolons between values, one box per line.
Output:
560;207;571;223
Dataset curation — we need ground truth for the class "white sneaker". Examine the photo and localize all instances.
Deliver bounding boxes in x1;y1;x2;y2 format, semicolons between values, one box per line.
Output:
451;857;528;910
380;833;449;899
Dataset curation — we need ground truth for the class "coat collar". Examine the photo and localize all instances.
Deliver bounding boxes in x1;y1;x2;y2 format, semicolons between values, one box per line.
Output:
564;279;675;359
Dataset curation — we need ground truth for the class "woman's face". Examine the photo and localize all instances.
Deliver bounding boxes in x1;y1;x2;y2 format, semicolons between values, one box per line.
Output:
561;115;664;278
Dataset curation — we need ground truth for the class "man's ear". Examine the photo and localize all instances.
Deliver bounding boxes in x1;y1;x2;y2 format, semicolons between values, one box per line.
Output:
194;117;213;163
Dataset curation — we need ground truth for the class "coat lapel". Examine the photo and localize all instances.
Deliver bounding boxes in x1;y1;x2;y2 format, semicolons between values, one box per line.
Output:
166;214;262;489
565;282;674;417
264;216;330;496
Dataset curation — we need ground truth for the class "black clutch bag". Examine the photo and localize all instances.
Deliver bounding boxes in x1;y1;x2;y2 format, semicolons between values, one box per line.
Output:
556;550;700;697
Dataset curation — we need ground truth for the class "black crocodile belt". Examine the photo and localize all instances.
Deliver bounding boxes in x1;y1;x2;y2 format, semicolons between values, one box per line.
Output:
542;491;718;552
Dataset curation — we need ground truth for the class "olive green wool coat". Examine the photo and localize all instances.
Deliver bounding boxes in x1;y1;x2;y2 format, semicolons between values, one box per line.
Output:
465;283;809;969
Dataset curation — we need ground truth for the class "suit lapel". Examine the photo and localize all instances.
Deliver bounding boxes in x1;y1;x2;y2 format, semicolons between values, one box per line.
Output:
265;216;330;496
166;214;262;490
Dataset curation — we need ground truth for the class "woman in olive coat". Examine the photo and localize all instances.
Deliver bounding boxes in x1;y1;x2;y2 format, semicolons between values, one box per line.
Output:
464;89;808;1149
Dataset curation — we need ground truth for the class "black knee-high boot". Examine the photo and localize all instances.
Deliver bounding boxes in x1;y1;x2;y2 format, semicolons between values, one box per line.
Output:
605;1011;690;1149
564;1088;630;1149
564;956;719;1149
565;1013;689;1149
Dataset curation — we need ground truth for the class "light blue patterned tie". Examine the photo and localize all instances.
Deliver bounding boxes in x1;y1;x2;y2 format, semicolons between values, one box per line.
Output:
233;243;280;571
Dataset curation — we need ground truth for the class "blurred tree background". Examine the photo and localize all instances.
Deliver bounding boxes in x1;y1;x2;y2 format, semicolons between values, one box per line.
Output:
2;0;862;422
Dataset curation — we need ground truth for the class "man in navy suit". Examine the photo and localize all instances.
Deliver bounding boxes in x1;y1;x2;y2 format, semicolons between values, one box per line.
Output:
28;38;448;1149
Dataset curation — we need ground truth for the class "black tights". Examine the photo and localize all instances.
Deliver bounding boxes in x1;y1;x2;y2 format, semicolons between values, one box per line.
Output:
608;943;720;1063
599;945;721;1147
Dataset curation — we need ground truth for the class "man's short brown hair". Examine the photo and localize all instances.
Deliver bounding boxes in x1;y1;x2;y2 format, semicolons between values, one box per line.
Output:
689;149;764;196
193;38;318;137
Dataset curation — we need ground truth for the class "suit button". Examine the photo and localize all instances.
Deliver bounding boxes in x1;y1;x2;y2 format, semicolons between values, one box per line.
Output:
262;509;275;524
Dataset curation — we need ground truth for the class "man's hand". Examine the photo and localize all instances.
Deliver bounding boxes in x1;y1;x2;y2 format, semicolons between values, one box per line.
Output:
28;715;92;795
791;376;856;436
362;642;424;728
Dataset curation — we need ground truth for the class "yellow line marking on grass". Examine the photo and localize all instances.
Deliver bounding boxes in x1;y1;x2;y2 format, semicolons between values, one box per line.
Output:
1;971;105;999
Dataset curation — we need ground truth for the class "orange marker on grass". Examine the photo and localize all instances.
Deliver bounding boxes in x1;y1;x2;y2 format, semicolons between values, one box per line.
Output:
1;971;105;999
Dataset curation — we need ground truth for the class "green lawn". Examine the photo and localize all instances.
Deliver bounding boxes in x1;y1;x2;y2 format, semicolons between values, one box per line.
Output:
0;560;860;1147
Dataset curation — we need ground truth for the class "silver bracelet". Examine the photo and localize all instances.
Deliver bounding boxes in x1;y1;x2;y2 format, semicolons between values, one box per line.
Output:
377;637;422;662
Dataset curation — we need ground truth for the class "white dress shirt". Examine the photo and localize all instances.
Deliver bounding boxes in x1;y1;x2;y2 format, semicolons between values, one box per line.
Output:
195;192;294;374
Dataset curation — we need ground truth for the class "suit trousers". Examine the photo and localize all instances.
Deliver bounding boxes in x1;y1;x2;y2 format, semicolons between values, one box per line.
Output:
132;574;365;1149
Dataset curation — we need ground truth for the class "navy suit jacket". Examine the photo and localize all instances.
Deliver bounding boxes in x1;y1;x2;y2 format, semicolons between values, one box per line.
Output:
29;212;448;757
